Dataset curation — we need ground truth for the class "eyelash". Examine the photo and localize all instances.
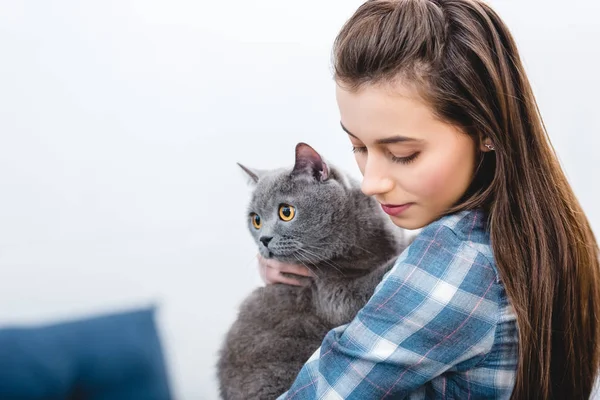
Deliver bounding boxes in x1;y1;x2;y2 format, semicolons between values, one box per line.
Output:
351;146;420;165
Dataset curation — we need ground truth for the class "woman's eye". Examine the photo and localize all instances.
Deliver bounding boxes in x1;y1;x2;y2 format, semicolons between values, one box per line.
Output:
278;204;296;222
351;146;367;154
250;213;262;229
391;152;420;165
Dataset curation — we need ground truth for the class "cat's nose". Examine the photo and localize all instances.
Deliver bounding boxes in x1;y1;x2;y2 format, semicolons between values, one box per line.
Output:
260;236;273;247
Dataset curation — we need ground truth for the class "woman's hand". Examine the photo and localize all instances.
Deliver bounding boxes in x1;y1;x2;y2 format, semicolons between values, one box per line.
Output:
257;254;314;286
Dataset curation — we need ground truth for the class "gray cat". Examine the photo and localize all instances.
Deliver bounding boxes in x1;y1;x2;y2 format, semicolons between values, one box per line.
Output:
217;143;409;400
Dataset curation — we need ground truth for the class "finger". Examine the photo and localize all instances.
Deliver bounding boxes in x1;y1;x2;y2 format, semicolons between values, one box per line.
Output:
261;257;314;277
274;275;305;286
264;268;305;286
264;266;281;284
280;263;314;277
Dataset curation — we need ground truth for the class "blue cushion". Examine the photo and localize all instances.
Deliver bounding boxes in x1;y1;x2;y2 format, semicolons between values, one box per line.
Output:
0;307;172;400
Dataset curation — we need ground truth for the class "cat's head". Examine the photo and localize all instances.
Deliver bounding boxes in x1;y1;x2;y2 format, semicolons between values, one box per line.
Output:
238;143;364;266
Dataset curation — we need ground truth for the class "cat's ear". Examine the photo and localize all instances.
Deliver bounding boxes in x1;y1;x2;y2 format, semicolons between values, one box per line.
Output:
291;142;329;182
237;163;261;185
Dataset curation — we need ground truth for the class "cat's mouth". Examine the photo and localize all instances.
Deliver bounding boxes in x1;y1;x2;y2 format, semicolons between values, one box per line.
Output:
263;249;293;262
260;244;299;260
260;248;275;259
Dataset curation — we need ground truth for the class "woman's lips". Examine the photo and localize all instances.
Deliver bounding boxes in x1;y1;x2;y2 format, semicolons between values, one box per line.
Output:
380;203;413;216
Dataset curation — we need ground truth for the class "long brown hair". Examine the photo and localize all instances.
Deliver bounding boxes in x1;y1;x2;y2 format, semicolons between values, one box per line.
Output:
333;0;600;398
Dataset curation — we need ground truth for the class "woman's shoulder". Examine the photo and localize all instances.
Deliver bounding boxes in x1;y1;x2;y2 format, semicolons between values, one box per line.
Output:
419;209;494;263
397;208;499;287
393;209;519;319
424;208;489;241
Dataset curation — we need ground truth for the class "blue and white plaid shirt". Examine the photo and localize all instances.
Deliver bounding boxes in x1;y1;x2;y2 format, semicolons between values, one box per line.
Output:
277;209;519;399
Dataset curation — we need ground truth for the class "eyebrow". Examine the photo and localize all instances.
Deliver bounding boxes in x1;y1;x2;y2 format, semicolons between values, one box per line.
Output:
340;122;422;144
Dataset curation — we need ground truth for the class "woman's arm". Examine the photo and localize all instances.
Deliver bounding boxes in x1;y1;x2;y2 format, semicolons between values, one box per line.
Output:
277;224;501;399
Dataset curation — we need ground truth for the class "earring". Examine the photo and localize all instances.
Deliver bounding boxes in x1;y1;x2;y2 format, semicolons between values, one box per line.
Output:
485;143;495;151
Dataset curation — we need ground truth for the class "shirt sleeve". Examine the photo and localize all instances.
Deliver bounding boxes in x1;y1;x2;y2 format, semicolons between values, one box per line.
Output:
277;223;501;400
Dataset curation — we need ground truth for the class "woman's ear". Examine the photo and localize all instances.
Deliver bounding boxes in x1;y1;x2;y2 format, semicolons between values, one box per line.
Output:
480;138;495;152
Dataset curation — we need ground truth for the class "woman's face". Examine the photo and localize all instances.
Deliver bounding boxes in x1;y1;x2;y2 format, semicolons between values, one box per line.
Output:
336;81;487;229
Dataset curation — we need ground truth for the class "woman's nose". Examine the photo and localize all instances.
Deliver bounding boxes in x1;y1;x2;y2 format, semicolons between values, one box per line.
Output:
360;155;394;197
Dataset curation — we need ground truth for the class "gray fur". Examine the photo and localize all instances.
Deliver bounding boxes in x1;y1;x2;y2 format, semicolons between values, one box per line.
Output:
217;143;409;400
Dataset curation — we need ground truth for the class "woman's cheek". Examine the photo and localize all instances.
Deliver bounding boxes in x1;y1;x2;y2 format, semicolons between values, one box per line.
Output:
405;146;475;202
404;163;450;199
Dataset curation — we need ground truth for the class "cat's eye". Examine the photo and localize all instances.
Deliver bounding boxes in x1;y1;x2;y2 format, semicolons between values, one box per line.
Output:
250;213;262;229
278;204;295;222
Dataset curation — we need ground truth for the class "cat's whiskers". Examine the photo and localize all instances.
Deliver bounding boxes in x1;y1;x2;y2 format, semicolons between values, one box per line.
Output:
297;247;346;277
302;243;360;274
293;253;323;278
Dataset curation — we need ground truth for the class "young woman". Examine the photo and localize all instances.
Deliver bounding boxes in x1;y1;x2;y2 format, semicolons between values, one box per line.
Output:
259;0;600;398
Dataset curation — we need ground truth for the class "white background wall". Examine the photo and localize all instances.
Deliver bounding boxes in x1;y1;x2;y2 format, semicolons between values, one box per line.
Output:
0;1;598;399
